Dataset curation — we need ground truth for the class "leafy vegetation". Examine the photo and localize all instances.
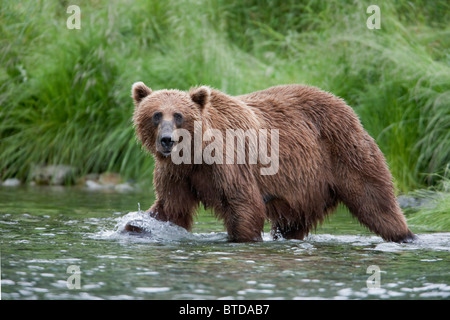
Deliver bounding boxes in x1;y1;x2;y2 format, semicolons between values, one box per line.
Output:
1;0;449;194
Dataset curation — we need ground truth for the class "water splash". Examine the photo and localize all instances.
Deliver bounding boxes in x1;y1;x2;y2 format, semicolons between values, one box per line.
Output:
97;210;450;251
96;211;227;243
372;233;450;252
306;233;450;252
99;213;325;244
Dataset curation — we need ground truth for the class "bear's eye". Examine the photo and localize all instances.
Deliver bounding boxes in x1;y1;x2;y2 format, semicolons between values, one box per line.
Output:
152;112;162;125
174;113;183;126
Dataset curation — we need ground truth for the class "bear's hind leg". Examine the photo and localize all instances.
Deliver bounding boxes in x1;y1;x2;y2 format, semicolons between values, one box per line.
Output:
333;134;416;243
338;176;416;243
219;193;266;243
266;189;339;241
271;222;309;240
266;199;312;240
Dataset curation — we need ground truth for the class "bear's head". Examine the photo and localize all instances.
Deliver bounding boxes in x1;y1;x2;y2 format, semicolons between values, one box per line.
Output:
131;82;210;159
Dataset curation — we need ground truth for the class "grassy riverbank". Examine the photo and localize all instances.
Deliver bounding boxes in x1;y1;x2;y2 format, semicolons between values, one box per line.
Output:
1;0;449;195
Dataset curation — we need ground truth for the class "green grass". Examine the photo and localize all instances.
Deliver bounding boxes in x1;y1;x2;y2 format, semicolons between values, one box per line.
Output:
407;192;450;232
1;0;449;194
406;176;450;232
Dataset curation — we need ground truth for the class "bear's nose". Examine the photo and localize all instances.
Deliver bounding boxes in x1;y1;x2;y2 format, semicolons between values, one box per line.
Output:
160;136;174;149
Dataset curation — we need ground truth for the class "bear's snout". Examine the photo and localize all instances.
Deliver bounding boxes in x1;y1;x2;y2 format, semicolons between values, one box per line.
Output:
157;120;176;156
160;135;174;150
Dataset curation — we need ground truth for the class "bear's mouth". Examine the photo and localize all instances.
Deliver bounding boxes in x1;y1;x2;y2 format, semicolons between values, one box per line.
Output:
156;137;174;158
159;149;172;157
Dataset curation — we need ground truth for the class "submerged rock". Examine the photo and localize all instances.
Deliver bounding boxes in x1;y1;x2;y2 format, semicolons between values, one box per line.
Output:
397;194;432;209
84;172;135;192
115;183;134;192
31;165;77;185
99;172;123;186
85;180;106;190
2;178;21;187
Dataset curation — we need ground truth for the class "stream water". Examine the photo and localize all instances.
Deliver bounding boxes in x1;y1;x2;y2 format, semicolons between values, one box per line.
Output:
1;186;449;300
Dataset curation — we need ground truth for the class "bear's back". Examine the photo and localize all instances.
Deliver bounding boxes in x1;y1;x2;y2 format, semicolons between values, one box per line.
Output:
238;84;367;170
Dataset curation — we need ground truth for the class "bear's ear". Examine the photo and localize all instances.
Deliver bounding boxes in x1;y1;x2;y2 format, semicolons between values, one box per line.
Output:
190;86;211;110
132;82;152;106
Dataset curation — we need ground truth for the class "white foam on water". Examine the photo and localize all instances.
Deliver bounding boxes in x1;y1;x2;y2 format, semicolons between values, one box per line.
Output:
95;211;228;243
307;233;450;252
95;211;450;252
135;287;170;293
372;233;450;252
307;234;383;245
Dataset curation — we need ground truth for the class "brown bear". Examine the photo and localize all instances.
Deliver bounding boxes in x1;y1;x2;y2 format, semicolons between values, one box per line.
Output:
129;82;416;243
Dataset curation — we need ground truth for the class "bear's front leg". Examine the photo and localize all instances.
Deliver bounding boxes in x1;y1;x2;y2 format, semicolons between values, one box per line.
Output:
209;165;266;242
124;179;199;234
146;199;196;230
123;198;196;234
218;192;266;242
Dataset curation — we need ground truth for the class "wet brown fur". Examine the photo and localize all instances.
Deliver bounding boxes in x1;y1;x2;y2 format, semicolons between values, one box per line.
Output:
131;82;416;243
